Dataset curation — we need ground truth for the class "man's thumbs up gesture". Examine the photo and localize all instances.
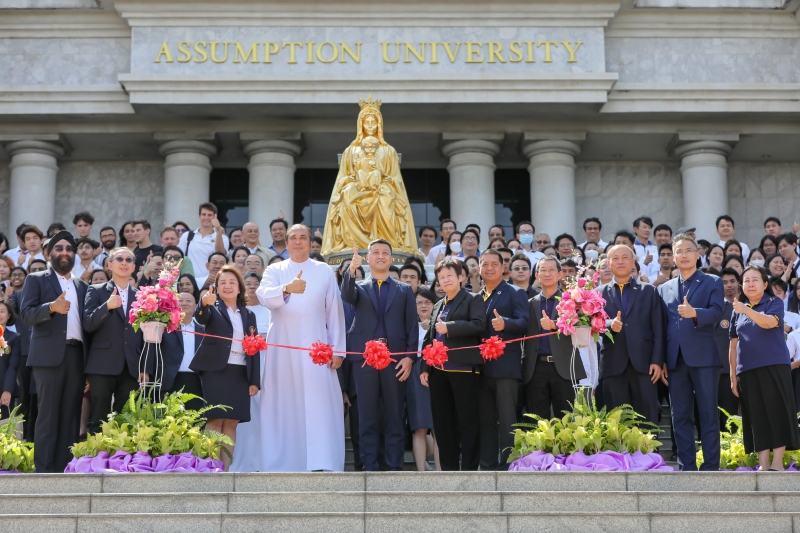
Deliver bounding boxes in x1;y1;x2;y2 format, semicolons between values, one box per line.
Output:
107;286;122;310
349;248;363;276
491;309;505;332
285;269;306;294
50;290;71;315
610;310;623;333
677;295;697;318
540;309;556;331
732;296;747;315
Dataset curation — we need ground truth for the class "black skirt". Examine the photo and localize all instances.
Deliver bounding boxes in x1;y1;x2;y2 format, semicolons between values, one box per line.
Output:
738;364;800;454
199;364;251;422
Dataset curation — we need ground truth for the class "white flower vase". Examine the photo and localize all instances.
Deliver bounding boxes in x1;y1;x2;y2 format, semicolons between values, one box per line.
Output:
140;321;166;343
571;325;593;349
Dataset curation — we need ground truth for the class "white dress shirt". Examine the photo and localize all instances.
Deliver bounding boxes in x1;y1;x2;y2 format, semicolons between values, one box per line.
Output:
178;228;229;279
520;247;544;267
71;261;94;279
56;272;83;342
195;275;209;288
579;239;609;249
226;306;246;365
179;320;197;372
4;246;22;265
114;283;128;314
786;310;800;333
426;243;447;265
787;329;800;362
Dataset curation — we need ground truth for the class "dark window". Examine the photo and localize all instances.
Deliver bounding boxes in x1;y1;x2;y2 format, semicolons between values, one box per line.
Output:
494;169;531;239
209;169;249;232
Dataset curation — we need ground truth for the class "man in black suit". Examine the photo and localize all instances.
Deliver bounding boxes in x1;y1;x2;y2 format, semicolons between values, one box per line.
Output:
341;241;417;471
716;268;739;428
599;244;665;425
161;291;205;411
20;231;88;473
477;249;530;470
522;255;586;419
83;247;148;434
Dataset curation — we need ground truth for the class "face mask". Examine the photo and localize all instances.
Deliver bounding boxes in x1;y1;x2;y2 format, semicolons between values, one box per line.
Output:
585;249;599;263
519;234;534;246
449;242;462;254
750;259;765;267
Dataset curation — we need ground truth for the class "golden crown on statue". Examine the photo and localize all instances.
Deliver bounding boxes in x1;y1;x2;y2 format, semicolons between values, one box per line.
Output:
358;95;382;111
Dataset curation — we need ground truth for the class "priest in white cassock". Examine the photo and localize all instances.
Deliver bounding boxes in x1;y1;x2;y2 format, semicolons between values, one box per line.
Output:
256;224;346;471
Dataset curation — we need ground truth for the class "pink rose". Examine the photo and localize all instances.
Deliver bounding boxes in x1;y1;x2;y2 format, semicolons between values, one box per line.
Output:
591;315;606;333
577;278;586;288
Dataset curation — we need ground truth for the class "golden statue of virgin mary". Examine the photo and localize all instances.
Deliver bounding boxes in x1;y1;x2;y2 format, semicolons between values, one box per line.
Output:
320;97;418;257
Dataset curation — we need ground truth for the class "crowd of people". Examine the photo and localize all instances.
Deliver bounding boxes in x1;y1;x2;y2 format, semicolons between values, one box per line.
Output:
0;205;799;473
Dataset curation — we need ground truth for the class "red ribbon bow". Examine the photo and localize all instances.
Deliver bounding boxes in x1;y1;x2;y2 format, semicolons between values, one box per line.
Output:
362;340;395;371
421;339;449;368
479;335;507;361
309;341;334;366
242;333;267;356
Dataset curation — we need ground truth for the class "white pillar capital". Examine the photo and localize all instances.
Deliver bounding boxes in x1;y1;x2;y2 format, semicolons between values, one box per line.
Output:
676;141;733;242
524;139;580;239
5;140;64;233
243;140;303;172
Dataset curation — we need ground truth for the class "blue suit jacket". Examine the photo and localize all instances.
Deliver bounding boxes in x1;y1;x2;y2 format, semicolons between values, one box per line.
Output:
160;320;205;391
20;268;88;367
658;271;724;369
481;281;530;380
599;278;665;378
341;271;418;362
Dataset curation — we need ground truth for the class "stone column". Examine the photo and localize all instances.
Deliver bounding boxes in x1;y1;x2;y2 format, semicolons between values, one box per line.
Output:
522;139;581;238
675;141;733;242
6;140;64;233
442;135;503;243
158;140;217;226
242;134;302;232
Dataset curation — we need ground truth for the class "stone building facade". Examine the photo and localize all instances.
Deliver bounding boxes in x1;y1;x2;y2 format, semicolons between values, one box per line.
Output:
1;0;800;246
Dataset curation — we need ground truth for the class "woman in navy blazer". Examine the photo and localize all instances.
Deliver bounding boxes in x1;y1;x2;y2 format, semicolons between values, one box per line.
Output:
191;265;260;471
0;299;21;420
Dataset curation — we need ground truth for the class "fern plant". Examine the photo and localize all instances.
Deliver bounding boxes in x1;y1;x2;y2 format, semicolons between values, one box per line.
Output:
0;406;35;472
71;390;233;460
508;388;662;463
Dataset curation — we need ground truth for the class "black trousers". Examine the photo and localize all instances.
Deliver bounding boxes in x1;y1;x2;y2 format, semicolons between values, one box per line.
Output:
88;370;139;435
525;360;575;420
18;356;36;441
352;362;406;471
429;367;481;471
602;361;661;425
346;393;363;472
718;372;740;431
479;376;520;470
33;345;84;473
165;372;204;412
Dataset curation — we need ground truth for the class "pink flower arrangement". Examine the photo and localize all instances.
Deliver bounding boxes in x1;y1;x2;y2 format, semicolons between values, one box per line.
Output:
555;268;613;343
129;260;185;334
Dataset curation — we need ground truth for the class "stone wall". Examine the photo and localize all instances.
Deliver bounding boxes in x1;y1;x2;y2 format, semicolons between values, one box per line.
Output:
0;162;9;238
605;38;800;83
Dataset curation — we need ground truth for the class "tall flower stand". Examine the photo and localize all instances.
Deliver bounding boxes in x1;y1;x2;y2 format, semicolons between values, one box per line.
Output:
139;321;166;401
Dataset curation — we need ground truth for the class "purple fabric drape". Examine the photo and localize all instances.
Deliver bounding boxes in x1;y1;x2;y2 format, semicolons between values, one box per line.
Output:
64;450;224;473
508;450;676;471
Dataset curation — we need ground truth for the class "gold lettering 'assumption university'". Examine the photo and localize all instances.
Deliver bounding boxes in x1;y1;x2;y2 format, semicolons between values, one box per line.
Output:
153;40;584;64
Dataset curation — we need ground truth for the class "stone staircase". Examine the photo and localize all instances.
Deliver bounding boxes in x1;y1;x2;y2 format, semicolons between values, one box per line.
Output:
1;471;800;532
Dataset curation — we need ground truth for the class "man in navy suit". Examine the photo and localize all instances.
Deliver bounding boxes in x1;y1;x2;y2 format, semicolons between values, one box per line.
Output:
658;233;724;471
83;247;148;434
599;245;664;425
20;231;88;473
477;249;530;470
342;240;418;471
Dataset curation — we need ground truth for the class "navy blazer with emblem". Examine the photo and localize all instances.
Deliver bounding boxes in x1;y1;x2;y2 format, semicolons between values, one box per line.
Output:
599;278;665;378
20;268;88;367
658;271;724;369
714;299;735;374
191;300;260;388
480;280;530;380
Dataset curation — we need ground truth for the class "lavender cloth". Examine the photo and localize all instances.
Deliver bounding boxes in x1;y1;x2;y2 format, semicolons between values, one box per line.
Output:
508;450;676;471
64;450;224;473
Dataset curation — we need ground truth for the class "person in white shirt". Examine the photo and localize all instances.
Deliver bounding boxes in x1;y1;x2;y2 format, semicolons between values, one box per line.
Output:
427;219;456;265
178;202;229;279
777;233;800;280
515;221;544;267
716;215;750;263
418;226;437;265
614;230;659;283
4;222;31;267
195;252;228;289
93;226;117;268
578;217;609;249
633;216;659;272
71;238;99;281
18;225;46;270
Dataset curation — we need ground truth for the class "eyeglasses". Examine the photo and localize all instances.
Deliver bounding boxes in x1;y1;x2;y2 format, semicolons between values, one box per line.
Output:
535;240;549;244
10;273;25;278
674;248;697;256
176;228;188;234
29;266;46;272
511;266;530;272
113;256;134;263
53;246;74;253
519;230;534;235
164;254;181;262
